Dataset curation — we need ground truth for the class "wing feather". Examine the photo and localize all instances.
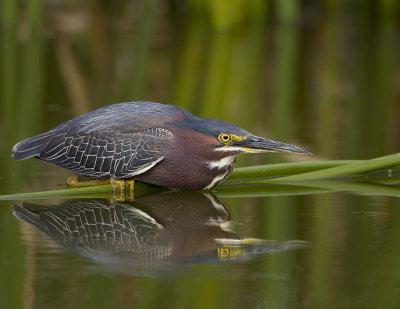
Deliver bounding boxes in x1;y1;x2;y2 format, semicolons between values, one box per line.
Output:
33;127;173;178
12;102;181;177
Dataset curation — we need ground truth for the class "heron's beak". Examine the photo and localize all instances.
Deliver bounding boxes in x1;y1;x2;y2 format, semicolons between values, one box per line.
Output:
235;136;312;155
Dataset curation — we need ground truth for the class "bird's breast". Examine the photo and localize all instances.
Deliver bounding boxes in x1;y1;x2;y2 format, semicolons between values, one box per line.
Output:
132;150;236;190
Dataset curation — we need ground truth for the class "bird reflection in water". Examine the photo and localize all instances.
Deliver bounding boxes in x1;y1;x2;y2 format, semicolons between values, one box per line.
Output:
13;192;310;271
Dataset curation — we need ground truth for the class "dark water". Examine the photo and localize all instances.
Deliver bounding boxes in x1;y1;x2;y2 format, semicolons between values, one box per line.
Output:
1;1;400;308
2;190;400;308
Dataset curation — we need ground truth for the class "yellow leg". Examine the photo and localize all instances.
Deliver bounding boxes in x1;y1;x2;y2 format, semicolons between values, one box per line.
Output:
67;176;135;202
110;179;135;202
124;180;135;200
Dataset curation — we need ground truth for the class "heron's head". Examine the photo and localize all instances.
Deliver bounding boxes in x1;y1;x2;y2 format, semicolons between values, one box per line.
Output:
179;118;312;157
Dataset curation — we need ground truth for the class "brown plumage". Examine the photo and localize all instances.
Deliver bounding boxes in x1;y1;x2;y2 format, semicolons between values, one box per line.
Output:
12;101;311;189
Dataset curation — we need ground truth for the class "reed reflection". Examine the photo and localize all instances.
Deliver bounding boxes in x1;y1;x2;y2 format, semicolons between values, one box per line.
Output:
13;192;310;270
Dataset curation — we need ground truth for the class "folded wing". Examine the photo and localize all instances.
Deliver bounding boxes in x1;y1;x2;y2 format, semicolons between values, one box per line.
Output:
13;125;173;179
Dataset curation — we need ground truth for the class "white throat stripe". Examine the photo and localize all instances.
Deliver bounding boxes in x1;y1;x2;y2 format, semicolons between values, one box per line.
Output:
214;146;244;152
207;155;235;170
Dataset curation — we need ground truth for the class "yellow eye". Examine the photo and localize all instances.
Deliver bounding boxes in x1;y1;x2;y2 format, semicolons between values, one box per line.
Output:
218;133;231;144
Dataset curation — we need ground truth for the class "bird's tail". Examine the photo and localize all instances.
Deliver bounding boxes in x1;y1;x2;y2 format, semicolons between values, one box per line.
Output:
12;131;54;160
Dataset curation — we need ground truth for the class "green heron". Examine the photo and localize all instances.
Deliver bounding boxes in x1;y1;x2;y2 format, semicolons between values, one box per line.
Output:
12;101;311;190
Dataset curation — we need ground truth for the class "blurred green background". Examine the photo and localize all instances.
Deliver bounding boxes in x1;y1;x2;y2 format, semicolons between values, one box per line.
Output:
1;1;400;308
2;0;399;161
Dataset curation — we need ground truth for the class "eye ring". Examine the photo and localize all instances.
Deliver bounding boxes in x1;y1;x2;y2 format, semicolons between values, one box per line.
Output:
218;133;231;144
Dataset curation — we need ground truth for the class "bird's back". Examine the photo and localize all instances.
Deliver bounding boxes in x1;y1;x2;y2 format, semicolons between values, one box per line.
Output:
12;102;182;160
12;102;183;179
